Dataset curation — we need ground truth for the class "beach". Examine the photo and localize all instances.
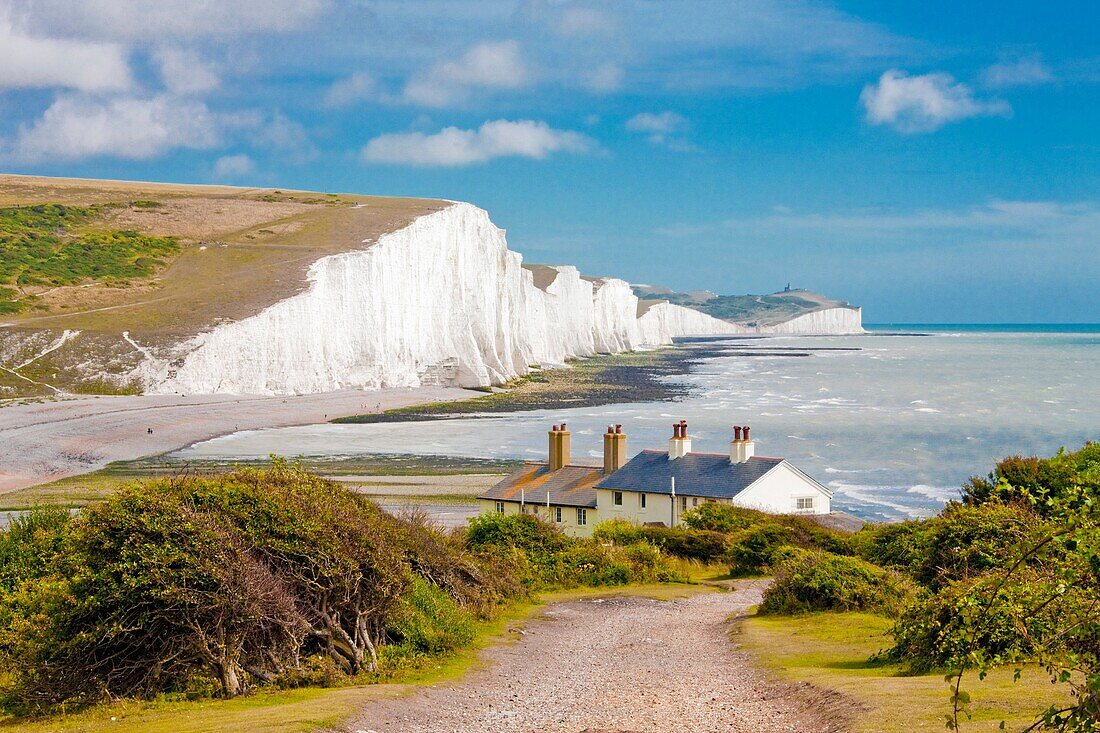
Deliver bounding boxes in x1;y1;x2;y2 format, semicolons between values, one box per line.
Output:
0;386;468;494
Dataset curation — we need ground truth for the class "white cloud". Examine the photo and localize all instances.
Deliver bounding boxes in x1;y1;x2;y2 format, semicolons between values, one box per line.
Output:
582;62;624;93
625;111;696;149
213;153;256;179
980;56;1055;89
0;16;131;91
324;71;375;108
6;94;221;162
403;40;529;107
361;118;592;167
254;112;317;163
860;69;1010;134
154;47;219;95
7;0;331;40
626;111;687;139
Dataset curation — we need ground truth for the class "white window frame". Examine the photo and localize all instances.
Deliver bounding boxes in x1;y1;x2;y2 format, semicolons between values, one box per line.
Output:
577;507;587;526
555;506;562;523
795;496;815;512
639;493;647;511
680;496;688;511
495;501;505;514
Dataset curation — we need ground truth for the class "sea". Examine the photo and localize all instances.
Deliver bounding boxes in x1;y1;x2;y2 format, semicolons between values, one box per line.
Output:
174;325;1100;522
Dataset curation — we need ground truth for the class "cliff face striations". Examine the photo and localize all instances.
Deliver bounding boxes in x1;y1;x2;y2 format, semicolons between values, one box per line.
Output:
147;204;742;395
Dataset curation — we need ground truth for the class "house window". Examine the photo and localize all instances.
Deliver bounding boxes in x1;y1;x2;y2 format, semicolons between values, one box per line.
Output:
796;497;815;511
495;501;505;514
640;493;647;510
555;506;562;523
577;507;587;526
692;497;698;507
680;496;688;511
613;491;623;506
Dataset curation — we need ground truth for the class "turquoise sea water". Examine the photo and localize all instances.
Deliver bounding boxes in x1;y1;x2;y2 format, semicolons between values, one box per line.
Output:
177;325;1100;522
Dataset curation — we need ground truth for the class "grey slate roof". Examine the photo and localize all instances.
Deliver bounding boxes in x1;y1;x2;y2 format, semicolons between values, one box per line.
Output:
479;464;600;508
595;450;784;499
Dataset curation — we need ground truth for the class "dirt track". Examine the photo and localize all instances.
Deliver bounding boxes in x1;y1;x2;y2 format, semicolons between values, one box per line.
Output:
345;581;842;733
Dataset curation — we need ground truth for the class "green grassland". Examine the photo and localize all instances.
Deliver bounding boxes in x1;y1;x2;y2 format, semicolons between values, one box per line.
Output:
740;612;1068;733
0;204;179;314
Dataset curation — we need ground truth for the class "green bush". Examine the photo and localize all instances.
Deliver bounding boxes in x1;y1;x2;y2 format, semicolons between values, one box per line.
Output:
888;571;1063;673
592;519;729;562
759;548;915;616
911;503;1041;590
385;576;475;656
963;442;1100;516
727;524;798;575
0;465;517;714
852;519;928;570
680;503;761;533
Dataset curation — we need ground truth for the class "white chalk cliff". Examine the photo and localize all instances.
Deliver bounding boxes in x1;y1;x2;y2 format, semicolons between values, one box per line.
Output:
145;203;855;396
756;307;863;335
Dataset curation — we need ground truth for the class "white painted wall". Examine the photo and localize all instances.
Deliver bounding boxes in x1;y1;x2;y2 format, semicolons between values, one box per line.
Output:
732;461;832;514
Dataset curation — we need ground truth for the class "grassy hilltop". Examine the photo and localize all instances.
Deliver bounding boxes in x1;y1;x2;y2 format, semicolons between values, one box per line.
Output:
0;175;445;397
632;284;858;327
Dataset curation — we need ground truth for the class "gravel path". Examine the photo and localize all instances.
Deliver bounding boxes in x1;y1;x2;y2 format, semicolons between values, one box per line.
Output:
345;582;841;733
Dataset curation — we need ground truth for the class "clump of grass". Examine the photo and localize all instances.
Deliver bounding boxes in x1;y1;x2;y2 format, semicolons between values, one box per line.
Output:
0;203;179;313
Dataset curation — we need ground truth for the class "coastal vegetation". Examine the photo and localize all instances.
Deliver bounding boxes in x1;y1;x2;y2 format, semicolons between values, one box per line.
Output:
750;443;1098;732
0;204;179;313
0;463;686;718
0;443;1094;731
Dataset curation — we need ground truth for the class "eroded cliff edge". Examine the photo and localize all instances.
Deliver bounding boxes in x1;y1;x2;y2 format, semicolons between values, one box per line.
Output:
144;203;743;395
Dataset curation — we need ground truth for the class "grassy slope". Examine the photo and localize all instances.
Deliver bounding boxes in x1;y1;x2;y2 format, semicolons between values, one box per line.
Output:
740;612;1068;733
631;285;857;327
0;584;712;733
0;175;446;397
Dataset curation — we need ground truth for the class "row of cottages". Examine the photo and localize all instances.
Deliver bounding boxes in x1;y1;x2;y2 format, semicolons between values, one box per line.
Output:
477;420;833;537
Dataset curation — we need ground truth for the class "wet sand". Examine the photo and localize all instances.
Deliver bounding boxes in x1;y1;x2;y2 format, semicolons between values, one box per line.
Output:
0;387;468;493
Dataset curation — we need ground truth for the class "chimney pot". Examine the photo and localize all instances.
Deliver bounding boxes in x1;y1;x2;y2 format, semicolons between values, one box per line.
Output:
743;425;750;441
734;425;742;441
561;422;567;431
615;424;622;434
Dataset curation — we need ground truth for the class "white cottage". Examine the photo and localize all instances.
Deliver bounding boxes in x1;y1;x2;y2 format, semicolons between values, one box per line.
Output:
479;421;833;537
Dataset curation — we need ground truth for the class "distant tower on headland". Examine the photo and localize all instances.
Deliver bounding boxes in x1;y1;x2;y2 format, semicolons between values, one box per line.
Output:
784;282;791;292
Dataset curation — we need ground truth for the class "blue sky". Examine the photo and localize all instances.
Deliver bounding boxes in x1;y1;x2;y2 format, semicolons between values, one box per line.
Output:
1;1;1097;322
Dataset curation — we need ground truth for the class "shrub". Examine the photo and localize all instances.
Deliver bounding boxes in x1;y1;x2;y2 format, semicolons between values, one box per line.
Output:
888;570;1063;673
759;549;915;616
962;442;1100;516
385;577;475;657
592;519;729;562
727;525;797;576
852;519;928;570
910;503;1041;590
680;503;761;533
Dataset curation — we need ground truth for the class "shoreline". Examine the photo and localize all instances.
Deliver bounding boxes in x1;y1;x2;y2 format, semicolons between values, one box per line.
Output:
0;386;470;495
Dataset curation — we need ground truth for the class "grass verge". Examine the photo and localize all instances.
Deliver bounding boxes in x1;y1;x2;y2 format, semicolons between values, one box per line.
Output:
0;583;710;733
738;611;1069;733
